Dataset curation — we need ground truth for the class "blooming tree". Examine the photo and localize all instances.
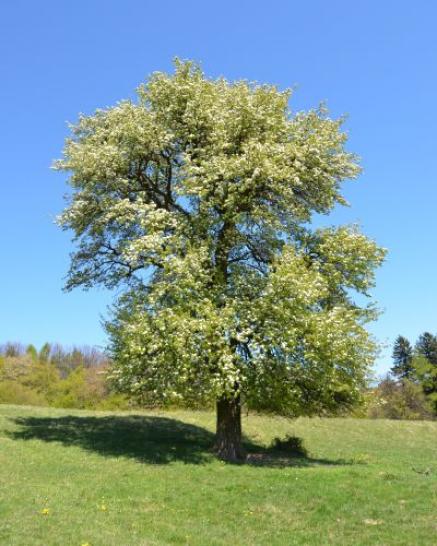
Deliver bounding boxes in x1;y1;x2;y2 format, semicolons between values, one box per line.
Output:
56;60;385;461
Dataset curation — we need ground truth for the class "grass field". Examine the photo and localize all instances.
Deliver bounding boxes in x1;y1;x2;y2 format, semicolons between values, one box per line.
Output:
0;404;436;545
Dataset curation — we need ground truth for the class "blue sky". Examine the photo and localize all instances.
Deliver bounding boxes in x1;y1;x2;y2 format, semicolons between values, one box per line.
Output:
1;0;436;374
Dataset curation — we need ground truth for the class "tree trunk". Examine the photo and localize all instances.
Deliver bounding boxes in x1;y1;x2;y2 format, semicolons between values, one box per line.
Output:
215;395;245;462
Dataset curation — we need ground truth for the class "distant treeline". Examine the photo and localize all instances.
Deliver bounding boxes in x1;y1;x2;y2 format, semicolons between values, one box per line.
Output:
0;342;129;409
1;338;436;419
366;332;437;420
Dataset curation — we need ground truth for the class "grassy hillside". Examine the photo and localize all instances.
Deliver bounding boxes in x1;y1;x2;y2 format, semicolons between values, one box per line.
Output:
0;405;435;545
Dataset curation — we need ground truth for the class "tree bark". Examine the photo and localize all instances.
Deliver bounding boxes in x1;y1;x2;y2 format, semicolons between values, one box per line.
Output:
215;394;245;462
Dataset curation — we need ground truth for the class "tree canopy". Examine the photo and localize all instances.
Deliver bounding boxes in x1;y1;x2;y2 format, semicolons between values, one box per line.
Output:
56;60;385;459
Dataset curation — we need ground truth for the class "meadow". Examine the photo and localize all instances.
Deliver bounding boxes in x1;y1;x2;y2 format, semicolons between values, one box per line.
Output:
0;404;435;545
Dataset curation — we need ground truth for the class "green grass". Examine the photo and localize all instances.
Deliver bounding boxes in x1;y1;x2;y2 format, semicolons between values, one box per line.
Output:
0;405;436;545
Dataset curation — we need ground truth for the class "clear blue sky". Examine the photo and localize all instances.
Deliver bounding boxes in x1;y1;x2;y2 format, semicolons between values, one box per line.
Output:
1;0;436;374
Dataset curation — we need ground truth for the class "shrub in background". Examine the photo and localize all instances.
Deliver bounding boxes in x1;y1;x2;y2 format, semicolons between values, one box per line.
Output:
0;380;47;406
270;435;308;457
367;377;433;420
0;342;131;410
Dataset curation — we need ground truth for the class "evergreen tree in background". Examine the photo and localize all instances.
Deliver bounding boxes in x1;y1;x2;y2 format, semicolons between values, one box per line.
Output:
38;342;51;363
413;332;437;414
25;344;38;361
391;335;414;379
415;332;437;365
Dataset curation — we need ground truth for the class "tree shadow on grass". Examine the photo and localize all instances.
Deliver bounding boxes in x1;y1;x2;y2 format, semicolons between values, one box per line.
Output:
8;414;353;468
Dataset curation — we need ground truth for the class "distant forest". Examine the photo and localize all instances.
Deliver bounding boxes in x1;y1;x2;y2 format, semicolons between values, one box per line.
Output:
0;337;435;419
372;332;437;420
0;342;129;410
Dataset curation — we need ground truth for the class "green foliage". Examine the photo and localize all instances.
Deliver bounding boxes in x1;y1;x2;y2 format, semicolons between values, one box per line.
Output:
25;344;38;361
415;332;437;364
93;393;131;411
390;334;437;416
51;367;89;408
0;342;125;410
412;355;437;414
0;354;34;382
23;361;61;402
38;342;51;363
391;335;413;379
270;434;308;457
367;377;433;420
0;381;47;406
56;60;385;417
